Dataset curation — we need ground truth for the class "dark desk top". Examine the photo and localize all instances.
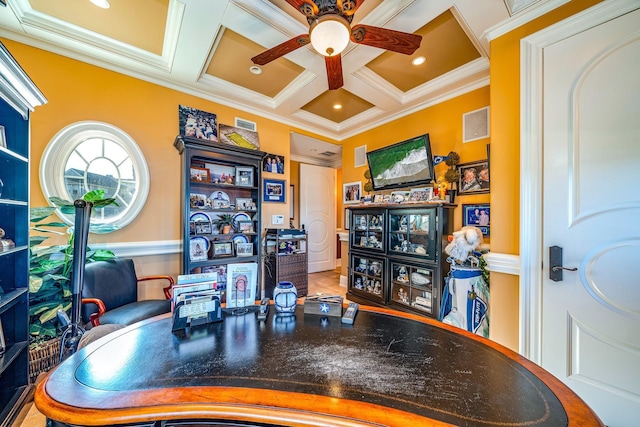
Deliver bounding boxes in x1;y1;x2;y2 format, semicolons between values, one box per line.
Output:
36;306;602;427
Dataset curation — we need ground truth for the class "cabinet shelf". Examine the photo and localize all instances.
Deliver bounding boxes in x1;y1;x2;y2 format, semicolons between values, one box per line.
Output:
0;146;28;163
0;288;27;314
0;341;28;375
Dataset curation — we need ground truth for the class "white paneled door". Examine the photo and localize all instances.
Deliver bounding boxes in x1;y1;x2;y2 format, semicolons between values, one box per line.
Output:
300;163;336;273
541;6;640;425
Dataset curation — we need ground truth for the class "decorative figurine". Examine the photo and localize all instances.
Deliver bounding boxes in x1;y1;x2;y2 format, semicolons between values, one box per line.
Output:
0;228;15;252
398;287;408;303
397;266;409;282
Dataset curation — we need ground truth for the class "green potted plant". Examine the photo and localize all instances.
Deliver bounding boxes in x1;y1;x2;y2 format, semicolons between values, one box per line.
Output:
28;190;118;380
214;213;235;234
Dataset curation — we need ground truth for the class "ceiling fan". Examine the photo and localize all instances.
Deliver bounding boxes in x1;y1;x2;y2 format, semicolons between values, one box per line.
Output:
251;0;422;90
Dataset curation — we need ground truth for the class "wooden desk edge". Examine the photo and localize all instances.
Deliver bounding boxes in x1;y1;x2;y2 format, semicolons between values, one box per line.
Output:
34;305;604;427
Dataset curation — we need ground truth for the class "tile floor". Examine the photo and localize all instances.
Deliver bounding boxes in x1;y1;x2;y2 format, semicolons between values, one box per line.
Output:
14;268;346;427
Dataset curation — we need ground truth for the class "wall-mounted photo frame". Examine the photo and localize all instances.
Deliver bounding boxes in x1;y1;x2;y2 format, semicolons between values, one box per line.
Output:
190;167;209;183
235;166;254;187
262;153;285;174
462;203;490;236
463;106;490;143
290;185;295;220
343;181;361;205
458;160;489;195
263;178;285;203
344;208;351;230
179;105;218;142
236;242;254;257
212;241;234;257
0;125;6;148
219;123;260;150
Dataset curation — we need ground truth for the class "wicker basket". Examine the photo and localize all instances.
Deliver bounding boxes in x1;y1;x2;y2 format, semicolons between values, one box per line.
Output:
29;337;61;383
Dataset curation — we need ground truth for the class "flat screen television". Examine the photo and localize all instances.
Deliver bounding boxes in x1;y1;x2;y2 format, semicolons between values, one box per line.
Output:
366;134;434;191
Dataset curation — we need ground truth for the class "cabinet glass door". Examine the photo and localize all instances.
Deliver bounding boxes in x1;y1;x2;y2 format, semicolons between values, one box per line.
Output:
390;262;435;315
388;209;436;260
351;211;384;252
350;253;385;303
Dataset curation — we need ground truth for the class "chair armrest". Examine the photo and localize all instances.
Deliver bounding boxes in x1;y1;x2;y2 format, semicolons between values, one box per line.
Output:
138;275;175;300
82;297;107;327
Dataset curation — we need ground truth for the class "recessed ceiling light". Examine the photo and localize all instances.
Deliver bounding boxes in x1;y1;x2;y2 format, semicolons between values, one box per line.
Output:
310;149;318;152
333;103;342;110
412;56;426;66
249;65;262;75
90;0;110;9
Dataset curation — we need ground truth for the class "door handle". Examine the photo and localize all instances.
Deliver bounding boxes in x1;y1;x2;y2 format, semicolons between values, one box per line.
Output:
549;245;577;282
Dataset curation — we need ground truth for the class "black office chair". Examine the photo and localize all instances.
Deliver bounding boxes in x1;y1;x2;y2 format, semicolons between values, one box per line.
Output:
81;258;174;327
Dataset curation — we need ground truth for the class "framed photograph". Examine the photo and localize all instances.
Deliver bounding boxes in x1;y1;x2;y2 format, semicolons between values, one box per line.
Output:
390;190;410;203
409;187;433;202
458;160;490;195
235;197;254;210
263;178;285;203
179;105;218;142
219;123;260;150
189;236;209;262
235;166;254;187
237;221;254;233
190;167;209;183
373;194;384;203
189;193;207;208
226;262;258;308
0;125;6;148
202;265;227;291
236;242;254;257
195;221;212;235
462;203;490;236
343;181;361;205
262;153;285;174
212;241;234;257
206;163;235;184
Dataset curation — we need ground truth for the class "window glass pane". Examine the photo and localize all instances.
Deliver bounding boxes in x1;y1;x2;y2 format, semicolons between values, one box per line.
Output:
40;122;150;233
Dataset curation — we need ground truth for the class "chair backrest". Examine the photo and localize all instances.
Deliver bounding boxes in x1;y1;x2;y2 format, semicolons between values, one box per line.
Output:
81;258;138;324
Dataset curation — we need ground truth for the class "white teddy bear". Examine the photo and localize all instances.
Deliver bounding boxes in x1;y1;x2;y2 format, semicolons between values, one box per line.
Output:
444;225;488;263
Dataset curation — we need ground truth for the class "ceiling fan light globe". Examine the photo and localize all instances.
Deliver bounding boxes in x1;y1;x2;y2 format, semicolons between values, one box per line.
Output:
310;15;350;57
89;0;110;9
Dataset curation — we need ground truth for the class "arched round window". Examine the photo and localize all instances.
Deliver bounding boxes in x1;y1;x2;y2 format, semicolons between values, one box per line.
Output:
40;121;150;233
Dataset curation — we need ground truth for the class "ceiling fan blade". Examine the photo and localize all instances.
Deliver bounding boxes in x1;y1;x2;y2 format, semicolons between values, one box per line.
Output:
325;55;343;90
351;24;422;55
251;35;310;66
338;0;365;16
284;0;319;17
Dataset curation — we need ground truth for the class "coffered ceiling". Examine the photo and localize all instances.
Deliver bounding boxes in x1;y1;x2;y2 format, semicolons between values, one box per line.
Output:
0;0;551;158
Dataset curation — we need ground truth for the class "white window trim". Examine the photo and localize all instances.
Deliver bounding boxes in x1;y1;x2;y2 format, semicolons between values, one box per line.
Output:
39;121;150;233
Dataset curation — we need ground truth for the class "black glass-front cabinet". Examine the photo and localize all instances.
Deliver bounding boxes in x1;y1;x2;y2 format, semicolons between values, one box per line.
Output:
348;203;454;318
